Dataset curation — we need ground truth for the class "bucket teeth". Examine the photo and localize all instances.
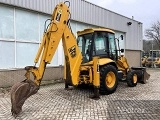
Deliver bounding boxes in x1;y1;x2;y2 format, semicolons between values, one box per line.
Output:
11;80;39;117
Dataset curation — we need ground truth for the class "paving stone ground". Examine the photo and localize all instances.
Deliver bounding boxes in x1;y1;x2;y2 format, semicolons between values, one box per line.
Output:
0;68;160;120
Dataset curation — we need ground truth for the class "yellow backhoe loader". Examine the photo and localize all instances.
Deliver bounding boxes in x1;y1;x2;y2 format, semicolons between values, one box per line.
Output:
10;1;150;117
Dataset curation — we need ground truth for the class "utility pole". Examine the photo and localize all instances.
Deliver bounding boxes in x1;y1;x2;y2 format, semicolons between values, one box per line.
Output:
152;41;154;68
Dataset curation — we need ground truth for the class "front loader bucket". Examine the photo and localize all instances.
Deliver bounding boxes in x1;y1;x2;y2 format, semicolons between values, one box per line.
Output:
131;67;150;84
11;80;39;117
142;69;150;84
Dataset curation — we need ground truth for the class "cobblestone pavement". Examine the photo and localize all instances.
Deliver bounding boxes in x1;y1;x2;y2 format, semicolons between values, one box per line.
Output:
0;68;160;120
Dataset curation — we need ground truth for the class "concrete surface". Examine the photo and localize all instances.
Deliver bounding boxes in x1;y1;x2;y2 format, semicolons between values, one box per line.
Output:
0;68;160;120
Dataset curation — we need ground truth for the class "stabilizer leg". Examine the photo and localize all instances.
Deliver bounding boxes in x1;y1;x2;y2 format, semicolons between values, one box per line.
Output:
89;87;100;100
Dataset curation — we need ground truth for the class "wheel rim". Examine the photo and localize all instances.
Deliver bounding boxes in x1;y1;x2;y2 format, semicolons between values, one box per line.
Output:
133;74;137;83
106;71;116;88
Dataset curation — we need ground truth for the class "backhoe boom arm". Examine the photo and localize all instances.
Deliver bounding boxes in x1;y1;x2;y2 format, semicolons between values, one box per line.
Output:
11;2;82;117
25;2;82;86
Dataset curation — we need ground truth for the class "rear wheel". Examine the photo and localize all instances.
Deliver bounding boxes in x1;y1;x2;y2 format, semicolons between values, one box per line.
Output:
100;65;118;95
127;70;138;87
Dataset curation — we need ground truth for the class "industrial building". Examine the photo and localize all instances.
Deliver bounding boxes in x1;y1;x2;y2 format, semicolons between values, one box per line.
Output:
0;0;143;87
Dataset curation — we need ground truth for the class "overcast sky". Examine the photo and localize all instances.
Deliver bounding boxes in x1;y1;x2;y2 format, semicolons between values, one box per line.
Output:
86;0;160;39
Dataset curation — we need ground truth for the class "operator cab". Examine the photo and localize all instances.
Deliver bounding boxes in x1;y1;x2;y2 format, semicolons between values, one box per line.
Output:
77;28;118;63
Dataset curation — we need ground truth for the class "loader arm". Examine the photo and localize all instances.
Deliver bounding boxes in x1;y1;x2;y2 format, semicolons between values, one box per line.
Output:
11;2;82;116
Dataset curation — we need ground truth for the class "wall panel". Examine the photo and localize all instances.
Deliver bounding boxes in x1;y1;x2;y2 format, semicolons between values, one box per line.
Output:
0;0;143;68
0;0;143;50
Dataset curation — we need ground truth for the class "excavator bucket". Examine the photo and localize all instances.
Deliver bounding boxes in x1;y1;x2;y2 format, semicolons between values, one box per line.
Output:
11;79;39;117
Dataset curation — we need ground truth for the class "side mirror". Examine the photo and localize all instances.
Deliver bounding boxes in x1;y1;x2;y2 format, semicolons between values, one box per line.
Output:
120;35;123;40
121;49;124;53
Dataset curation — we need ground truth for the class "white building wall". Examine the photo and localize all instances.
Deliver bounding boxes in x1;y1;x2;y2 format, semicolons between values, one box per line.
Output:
0;0;143;51
0;4;126;69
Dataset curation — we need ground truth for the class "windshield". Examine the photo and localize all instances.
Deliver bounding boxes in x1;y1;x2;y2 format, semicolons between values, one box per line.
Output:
95;34;105;50
108;33;116;59
94;32;117;60
94;32;107;55
77;33;92;63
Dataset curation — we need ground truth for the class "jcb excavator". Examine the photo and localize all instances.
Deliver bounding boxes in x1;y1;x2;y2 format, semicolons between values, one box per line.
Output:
10;1;150;117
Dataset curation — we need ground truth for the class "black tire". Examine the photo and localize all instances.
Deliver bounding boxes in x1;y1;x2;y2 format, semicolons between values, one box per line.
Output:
99;65;118;95
135;70;143;83
127;70;138;87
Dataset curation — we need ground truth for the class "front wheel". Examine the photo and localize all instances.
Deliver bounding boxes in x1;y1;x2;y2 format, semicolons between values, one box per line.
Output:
100;65;118;95
127;70;138;87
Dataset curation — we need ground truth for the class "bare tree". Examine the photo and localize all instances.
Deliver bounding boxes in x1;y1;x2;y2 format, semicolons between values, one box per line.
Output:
143;40;152;52
143;40;159;52
145;21;160;49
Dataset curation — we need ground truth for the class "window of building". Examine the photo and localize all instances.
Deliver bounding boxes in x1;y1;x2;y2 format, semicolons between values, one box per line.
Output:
0;5;14;39
0;41;15;68
16;43;39;67
15;9;39;42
